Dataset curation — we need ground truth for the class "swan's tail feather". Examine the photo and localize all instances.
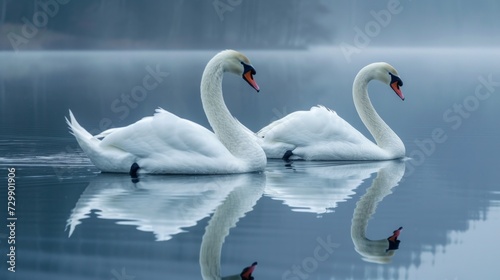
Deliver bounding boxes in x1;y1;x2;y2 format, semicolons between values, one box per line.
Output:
66;110;100;154
65;110;132;173
66;110;94;139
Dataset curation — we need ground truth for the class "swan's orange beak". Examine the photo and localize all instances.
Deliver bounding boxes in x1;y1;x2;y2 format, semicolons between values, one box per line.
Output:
391;81;404;100
241;262;258;279
243;70;260;92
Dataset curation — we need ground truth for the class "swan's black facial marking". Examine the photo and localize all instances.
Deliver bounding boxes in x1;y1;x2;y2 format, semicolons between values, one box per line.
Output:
389;72;403;87
389;72;405;100
241;62;260;92
241;61;256;75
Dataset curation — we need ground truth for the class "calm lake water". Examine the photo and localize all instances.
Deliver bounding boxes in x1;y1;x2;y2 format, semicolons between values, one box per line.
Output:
1;48;500;279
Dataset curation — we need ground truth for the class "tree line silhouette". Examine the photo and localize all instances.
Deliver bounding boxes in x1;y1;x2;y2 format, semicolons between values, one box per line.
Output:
1;0;333;50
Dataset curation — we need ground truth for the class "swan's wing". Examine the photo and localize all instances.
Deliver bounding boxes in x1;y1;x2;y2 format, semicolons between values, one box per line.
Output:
258;106;382;159
259;106;371;146
95;127;121;139
99;108;237;171
95;113;159;139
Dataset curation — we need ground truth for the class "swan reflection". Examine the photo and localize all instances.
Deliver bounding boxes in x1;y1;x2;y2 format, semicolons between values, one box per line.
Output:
66;172;264;279
351;160;405;264
265;160;398;214
199;174;264;279
66;173;264;242
387;226;403;252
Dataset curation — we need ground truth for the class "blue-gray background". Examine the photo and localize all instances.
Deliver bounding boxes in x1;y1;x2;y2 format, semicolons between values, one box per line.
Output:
1;0;500;50
1;1;500;280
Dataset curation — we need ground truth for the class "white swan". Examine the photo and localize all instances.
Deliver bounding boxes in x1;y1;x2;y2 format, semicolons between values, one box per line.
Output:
257;62;405;160
66;50;266;175
351;160;405;264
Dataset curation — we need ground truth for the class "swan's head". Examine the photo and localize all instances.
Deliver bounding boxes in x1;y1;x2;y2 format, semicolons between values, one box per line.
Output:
372;62;404;101
219;50;260;92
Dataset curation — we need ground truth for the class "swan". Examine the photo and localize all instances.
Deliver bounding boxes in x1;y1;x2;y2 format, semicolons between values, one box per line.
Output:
257;62;405;160
350;160;405;264
66;50;266;175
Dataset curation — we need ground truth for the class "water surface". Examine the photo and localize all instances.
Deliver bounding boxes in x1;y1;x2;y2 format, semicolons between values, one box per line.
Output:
1;48;499;279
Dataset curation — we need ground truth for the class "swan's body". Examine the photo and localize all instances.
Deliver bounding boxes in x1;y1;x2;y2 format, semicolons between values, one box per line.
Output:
66;50;265;174
258;62;405;160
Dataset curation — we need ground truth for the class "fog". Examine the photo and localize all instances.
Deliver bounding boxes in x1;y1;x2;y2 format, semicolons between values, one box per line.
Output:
1;0;499;51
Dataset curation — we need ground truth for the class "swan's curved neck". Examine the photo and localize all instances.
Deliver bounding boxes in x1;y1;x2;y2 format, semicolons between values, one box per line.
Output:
200;57;265;167
350;162;405;263
199;175;265;280
353;69;404;156
351;165;400;241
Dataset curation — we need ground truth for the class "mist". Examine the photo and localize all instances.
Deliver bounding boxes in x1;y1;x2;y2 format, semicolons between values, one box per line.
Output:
1;0;499;51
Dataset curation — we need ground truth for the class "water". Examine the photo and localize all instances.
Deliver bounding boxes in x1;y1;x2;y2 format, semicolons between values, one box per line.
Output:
1;48;500;279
